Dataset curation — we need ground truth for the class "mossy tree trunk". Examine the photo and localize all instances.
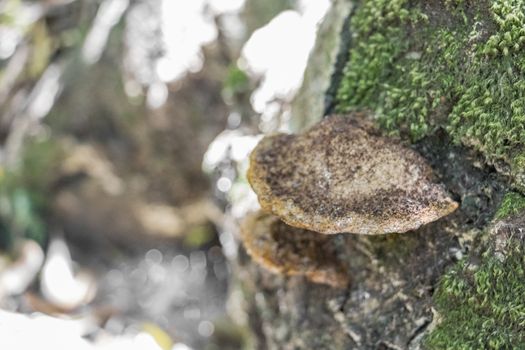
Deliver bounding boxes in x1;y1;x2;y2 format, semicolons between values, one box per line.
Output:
237;0;525;349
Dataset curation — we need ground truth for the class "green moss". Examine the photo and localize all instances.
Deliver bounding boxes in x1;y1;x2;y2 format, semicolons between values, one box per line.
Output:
333;1;525;346
336;0;525;184
494;191;525;219
425;245;525;349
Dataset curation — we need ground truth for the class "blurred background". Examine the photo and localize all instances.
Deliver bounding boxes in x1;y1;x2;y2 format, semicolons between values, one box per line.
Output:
0;0;329;349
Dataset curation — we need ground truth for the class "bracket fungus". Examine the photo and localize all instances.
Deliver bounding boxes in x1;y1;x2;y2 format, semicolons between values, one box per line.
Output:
248;114;458;235
241;211;349;288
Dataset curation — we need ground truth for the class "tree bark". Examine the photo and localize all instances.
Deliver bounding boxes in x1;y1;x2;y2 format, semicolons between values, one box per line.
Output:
236;0;525;349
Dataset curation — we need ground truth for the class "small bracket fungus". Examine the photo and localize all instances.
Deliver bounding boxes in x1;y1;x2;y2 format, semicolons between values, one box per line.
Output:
248;114;458;234
241;211;349;288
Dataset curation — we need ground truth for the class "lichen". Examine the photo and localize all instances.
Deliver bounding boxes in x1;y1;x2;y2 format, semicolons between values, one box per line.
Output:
425;243;525;349
494;191;525;219
336;0;525;188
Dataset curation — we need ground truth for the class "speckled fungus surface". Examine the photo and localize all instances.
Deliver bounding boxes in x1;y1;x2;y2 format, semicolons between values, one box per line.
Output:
248;114;458;235
241;211;349;288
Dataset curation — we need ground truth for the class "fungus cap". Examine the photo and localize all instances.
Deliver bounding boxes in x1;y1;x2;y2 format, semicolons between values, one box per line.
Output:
248;114;458;235
241;211;349;288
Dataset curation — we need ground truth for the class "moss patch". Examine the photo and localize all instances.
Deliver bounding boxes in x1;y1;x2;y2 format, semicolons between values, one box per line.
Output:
494;191;525;219
335;3;525;345
425;243;525;349
336;0;525;187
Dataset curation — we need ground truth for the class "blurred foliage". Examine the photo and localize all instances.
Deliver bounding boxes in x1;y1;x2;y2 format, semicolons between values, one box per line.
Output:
142;323;173;350
184;223;216;248
27;21;53;78
0;0;18;25
0;0;94;252
206;317;252;350
0;138;62;250
222;64;249;101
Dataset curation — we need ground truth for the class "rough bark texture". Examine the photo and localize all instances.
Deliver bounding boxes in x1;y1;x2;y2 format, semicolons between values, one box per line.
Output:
236;0;525;349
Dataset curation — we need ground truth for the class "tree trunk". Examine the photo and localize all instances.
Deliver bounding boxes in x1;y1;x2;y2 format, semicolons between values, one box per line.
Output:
236;0;525;349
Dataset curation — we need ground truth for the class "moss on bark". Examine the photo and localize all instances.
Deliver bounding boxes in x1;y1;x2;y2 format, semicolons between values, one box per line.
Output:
335;0;525;190
242;1;525;348
495;191;525;219
425;213;525;349
332;0;525;348
426;254;525;349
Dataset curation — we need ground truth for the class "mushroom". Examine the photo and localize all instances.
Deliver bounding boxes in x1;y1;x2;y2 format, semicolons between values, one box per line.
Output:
241;211;349;288
248;114;458;235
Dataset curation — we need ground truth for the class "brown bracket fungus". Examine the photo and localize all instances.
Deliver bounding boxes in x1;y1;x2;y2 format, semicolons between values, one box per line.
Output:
240;211;349;288
248;114;458;235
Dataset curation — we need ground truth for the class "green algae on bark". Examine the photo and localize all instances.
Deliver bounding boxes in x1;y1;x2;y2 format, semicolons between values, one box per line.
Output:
335;0;525;189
